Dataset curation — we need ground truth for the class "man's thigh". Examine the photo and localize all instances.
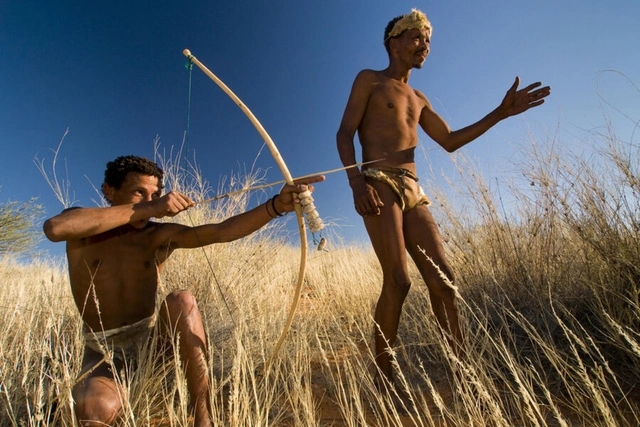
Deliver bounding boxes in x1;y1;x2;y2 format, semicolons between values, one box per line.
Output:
402;204;452;280
363;180;409;274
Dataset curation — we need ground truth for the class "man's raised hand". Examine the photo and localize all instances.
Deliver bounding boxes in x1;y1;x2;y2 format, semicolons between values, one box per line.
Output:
151;192;194;218
499;76;551;118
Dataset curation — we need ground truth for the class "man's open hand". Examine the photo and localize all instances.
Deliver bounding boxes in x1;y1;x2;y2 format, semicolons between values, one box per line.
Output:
499;77;551;118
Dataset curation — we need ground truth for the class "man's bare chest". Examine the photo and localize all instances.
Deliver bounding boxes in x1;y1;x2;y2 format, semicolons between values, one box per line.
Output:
71;228;160;270
369;82;423;122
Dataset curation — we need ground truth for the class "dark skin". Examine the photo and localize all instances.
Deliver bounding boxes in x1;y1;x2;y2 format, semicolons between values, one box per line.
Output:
44;171;325;427
336;26;550;383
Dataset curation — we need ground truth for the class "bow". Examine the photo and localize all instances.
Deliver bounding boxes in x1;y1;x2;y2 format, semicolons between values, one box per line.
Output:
183;49;306;372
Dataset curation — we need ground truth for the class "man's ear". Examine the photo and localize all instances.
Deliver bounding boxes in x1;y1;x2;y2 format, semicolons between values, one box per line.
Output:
102;182;114;204
388;37;399;55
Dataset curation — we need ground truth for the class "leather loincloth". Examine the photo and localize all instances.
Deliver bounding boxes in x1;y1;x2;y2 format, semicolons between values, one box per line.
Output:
82;314;157;363
362;166;431;212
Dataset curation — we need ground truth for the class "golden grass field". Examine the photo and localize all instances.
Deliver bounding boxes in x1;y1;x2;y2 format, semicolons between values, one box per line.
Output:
1;125;639;426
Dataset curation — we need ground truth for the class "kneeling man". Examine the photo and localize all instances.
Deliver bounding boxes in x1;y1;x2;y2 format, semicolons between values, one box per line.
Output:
44;155;324;426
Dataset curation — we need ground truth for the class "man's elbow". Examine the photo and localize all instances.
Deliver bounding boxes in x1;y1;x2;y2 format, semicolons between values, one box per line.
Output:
438;135;460;153
443;144;458;154
43;219;65;242
336;129;353;148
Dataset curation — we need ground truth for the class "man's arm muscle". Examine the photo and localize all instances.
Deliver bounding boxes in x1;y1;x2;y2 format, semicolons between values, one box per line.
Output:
160;204;273;249
43;204;157;242
418;91;502;153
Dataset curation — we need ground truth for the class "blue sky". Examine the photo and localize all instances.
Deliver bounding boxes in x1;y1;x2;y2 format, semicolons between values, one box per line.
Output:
1;0;639;257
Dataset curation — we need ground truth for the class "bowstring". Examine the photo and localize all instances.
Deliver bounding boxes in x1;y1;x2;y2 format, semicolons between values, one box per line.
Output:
183;58;236;326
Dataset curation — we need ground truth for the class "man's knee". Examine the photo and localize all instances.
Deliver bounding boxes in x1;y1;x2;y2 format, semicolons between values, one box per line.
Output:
429;277;458;305
382;271;412;298
439;262;455;285
164;290;199;320
73;386;121;426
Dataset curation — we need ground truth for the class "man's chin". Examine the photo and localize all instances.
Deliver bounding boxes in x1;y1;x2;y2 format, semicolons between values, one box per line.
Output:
412;59;426;69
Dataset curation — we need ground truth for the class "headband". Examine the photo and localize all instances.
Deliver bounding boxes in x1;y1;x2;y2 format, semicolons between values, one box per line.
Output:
385;9;432;42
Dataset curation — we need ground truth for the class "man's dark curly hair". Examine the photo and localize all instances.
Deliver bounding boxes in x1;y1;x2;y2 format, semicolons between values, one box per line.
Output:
384;15;404;54
103;155;164;190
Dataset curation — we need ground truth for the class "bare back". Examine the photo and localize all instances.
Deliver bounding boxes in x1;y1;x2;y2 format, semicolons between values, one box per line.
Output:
66;222;174;331
356;70;428;172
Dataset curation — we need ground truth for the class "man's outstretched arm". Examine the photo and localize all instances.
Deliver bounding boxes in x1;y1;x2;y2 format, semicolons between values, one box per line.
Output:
165;176;325;249
43;192;193;242
420;77;551;153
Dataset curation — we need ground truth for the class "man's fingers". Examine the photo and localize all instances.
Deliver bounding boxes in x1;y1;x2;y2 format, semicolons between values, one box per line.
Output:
363;193;383;216
292;175;326;186
174;195;193;211
531;86;551;97
508;76;520;93
355;199;367;217
365;199;379;216
373;193;384;208
521;81;542;93
355;196;373;217
526;87;551;107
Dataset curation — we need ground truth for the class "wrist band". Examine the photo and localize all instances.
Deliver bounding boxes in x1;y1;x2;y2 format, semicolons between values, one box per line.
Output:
271;195;285;217
265;198;276;218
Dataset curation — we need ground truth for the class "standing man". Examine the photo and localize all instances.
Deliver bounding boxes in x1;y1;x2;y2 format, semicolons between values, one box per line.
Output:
336;9;550;387
43;155;324;426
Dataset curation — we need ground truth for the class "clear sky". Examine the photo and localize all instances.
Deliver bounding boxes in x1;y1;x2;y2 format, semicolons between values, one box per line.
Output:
1;0;639;257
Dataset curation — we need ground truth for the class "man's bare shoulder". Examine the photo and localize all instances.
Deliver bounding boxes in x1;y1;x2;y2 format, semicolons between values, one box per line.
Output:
412;87;429;101
349;70;387;98
411;87;435;112
355;69;385;83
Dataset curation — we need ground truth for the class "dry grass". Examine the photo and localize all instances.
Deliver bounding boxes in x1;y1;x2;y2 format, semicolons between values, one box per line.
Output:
2;115;639;425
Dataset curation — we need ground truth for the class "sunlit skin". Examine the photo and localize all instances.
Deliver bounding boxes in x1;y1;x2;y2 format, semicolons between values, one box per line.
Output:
44;170;325;427
337;23;550;389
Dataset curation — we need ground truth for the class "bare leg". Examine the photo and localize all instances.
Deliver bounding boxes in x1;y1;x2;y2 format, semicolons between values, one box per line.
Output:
363;181;412;381
160;290;212;427
73;348;125;426
404;205;462;352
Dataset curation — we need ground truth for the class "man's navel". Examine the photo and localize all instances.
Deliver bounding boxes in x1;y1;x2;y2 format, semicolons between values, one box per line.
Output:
387;102;394;108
